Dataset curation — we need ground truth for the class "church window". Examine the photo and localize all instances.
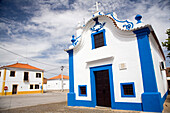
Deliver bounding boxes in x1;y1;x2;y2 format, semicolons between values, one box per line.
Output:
120;82;135;97
79;85;87;96
91;29;106;49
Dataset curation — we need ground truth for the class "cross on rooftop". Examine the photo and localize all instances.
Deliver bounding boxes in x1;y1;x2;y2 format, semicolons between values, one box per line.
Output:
94;1;101;12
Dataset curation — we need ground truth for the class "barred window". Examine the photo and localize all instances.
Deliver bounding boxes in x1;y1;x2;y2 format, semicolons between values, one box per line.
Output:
123;84;134;95
121;82;135;97
79;85;87;96
91;29;106;49
94;32;104;48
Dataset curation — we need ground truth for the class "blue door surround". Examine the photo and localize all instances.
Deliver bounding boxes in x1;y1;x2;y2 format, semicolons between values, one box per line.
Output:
133;27;163;112
90;64;115;109
90;64;142;111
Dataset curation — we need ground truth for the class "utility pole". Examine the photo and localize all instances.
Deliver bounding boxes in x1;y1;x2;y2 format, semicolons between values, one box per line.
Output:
60;66;64;92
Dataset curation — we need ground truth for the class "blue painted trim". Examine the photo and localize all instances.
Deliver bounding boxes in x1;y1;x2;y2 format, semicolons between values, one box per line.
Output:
66;49;74;93
120;82;136;97
114;102;142;111
133;27;158;92
133;27;165;112
91;29;107;49
71;35;81;46
90;17;106;32
142;92;163;112
78;85;87;96
67;49;76;106
90;64;115;109
106;12;134;30
67;89;168;111
69;99;95;107
67;92;76;106
161;89;168;105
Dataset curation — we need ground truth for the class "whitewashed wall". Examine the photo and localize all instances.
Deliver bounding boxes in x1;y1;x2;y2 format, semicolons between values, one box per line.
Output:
4;68;42;93
73;16;144;103
0;69;4;93
43;84;47;91
149;33;168;97
47;79;69;90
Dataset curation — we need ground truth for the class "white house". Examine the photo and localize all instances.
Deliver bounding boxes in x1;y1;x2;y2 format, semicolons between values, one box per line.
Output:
0;63;44;95
65;10;168;112
47;74;69;90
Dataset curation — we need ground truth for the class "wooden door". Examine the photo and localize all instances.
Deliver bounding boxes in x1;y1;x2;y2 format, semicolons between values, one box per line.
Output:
12;85;17;94
94;70;111;107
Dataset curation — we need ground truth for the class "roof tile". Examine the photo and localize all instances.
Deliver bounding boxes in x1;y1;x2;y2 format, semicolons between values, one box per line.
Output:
3;63;43;71
48;74;69;80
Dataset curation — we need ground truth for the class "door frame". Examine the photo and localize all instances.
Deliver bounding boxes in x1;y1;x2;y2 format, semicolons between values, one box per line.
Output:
90;64;115;109
12;84;18;95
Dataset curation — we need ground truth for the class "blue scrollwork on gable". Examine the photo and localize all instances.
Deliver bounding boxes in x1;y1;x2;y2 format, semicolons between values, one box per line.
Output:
71;35;81;46
90;17;106;32
107;13;134;30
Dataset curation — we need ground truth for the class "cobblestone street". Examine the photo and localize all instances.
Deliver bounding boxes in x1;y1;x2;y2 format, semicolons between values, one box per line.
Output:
0;95;170;113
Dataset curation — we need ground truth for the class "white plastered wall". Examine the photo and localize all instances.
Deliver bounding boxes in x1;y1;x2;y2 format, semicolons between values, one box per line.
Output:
149;33;168;97
47;79;69;90
4;68;42;93
73;16;144;103
0;69;4;93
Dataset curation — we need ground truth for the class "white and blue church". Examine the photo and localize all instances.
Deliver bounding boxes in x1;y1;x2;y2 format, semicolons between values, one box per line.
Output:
65;8;168;112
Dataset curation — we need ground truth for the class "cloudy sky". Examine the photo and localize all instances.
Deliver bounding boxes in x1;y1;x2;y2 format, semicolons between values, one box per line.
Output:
0;0;169;78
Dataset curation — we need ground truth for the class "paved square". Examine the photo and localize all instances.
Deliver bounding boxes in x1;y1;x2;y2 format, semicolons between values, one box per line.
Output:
0;91;67;110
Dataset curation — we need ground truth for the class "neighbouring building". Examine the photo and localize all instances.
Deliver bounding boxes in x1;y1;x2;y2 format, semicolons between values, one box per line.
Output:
166;67;170;94
47;74;69;90
65;9;168;112
43;77;47;92
0;63;44;95
43;77;47;84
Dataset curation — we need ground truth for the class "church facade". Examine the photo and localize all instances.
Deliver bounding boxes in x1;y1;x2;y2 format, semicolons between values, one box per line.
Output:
65;11;168;112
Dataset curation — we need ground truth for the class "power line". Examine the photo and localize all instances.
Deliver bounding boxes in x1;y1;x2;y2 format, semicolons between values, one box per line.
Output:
45;67;60;72
44;71;58;75
0;46;58;67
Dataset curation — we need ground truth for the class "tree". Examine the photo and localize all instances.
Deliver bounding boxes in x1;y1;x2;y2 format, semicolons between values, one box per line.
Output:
162;29;170;58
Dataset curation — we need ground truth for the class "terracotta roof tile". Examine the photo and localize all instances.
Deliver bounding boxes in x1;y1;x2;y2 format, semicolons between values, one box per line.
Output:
48;74;69;80
3;63;43;71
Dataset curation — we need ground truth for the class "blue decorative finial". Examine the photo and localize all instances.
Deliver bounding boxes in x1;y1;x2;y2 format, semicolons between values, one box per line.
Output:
135;14;142;24
71;35;76;46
